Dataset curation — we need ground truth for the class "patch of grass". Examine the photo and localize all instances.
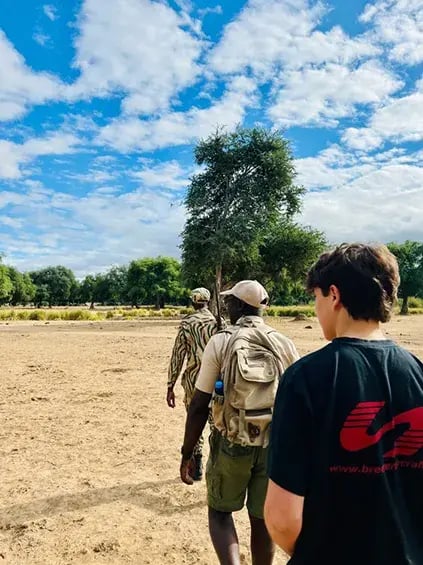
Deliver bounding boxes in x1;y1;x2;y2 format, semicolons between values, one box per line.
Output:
62;310;103;321
265;305;315;318
29;310;47;320
408;308;423;315
408;297;423;308
179;307;194;315
0;310;16;320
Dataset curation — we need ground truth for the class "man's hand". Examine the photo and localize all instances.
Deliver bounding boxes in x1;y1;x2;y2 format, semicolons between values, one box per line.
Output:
180;455;194;485
166;387;176;408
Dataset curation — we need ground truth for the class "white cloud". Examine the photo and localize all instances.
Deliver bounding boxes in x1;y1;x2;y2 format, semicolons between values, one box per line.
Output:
298;146;423;243
269;60;402;127
66;170;116;184
67;0;204;115
0;183;186;277
98;76;257;151
132;160;193;190
360;0;423;65
43;4;58;21
33;31;51;46
198;5;223;17
0;133;80;179
208;0;391;128
343;79;423;149
0;30;62;121
0;216;24;229
209;0;377;75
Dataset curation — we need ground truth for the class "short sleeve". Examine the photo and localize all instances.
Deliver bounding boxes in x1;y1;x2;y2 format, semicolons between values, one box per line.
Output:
268;364;312;496
195;334;223;394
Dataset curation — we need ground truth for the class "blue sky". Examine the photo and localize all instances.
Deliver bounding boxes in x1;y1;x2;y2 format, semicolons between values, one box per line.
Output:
0;0;422;277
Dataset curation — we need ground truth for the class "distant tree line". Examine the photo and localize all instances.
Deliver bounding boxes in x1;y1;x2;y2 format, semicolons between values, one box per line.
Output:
0;240;421;312
0;257;188;309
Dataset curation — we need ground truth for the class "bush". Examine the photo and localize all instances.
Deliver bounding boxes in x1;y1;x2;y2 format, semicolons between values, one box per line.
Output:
180;307;194;315
264;305;315;318
408;297;423;308
0;310;16;320
29;310;46;320
17;311;30;320
162;308;179;317
46;311;62;320
408;308;423;315
106;310;115;319
265;307;278;317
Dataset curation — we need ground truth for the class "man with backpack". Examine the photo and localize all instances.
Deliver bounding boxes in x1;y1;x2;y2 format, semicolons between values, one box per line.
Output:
264;244;423;564
180;280;299;564
167;287;222;481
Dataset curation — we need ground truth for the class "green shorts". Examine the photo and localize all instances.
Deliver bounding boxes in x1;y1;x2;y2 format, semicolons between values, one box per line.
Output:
206;430;269;519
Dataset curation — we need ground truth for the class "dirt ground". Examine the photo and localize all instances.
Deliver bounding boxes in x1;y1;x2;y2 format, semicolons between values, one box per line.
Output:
1;316;423;565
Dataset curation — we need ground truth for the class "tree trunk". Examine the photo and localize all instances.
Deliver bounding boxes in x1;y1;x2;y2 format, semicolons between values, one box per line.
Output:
214;264;223;329
400;295;409;315
89;300;95;310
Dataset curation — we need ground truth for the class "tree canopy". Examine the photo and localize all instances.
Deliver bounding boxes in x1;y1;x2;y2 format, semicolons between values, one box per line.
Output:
127;257;186;308
181;126;324;309
388;241;423;314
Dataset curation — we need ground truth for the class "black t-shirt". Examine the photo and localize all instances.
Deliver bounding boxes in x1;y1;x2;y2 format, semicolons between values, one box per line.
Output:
269;338;423;565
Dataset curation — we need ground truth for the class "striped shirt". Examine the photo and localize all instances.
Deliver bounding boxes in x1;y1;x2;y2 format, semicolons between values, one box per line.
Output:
167;308;222;399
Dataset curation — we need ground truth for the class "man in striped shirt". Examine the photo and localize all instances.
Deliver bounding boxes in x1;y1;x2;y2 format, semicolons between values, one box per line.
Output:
167;287;222;480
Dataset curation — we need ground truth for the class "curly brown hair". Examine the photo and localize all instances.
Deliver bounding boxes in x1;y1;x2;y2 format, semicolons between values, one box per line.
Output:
307;243;400;323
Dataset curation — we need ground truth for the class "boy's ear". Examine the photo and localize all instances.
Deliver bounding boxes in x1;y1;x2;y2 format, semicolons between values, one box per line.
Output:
329;284;342;308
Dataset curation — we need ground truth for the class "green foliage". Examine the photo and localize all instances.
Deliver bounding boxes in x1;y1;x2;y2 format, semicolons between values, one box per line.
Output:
182;127;304;297
0;264;13;304
408;296;423;308
388;241;423;314
85;266;129;306
232;221;327;304
8;267;36;306
34;284;50;308
30;266;77;307
127;257;186;308
79;274;98;307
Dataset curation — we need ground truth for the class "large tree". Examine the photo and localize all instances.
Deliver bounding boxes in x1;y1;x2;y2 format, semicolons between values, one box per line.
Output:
30;266;77;307
127;257;186;308
0;263;13;305
80;274;100;309
8;267;36;306
182;127;304;307
233;221;327;304
388;241;423;314
82;267;129;307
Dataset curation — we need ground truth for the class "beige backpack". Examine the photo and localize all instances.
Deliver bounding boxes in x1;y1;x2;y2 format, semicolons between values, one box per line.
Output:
212;318;286;448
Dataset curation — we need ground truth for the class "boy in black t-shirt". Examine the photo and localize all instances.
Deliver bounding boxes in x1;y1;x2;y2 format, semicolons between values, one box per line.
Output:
265;243;423;565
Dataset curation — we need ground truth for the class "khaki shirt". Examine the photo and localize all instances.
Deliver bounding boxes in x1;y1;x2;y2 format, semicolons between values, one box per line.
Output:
196;315;300;394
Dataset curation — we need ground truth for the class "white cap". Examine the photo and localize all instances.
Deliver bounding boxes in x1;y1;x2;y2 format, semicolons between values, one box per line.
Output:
190;287;211;303
220;280;269;308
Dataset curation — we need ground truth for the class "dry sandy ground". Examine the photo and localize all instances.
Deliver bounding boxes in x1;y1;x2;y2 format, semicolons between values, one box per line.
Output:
1;316;423;565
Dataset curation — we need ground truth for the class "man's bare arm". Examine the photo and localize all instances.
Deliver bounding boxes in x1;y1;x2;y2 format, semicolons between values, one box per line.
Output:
180;389;211;484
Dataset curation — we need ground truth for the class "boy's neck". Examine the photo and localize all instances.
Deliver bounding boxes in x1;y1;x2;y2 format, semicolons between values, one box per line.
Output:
335;312;385;340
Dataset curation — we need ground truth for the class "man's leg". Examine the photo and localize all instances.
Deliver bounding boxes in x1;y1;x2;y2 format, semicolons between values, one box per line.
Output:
247;446;275;564
249;513;275;565
208;507;240;565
